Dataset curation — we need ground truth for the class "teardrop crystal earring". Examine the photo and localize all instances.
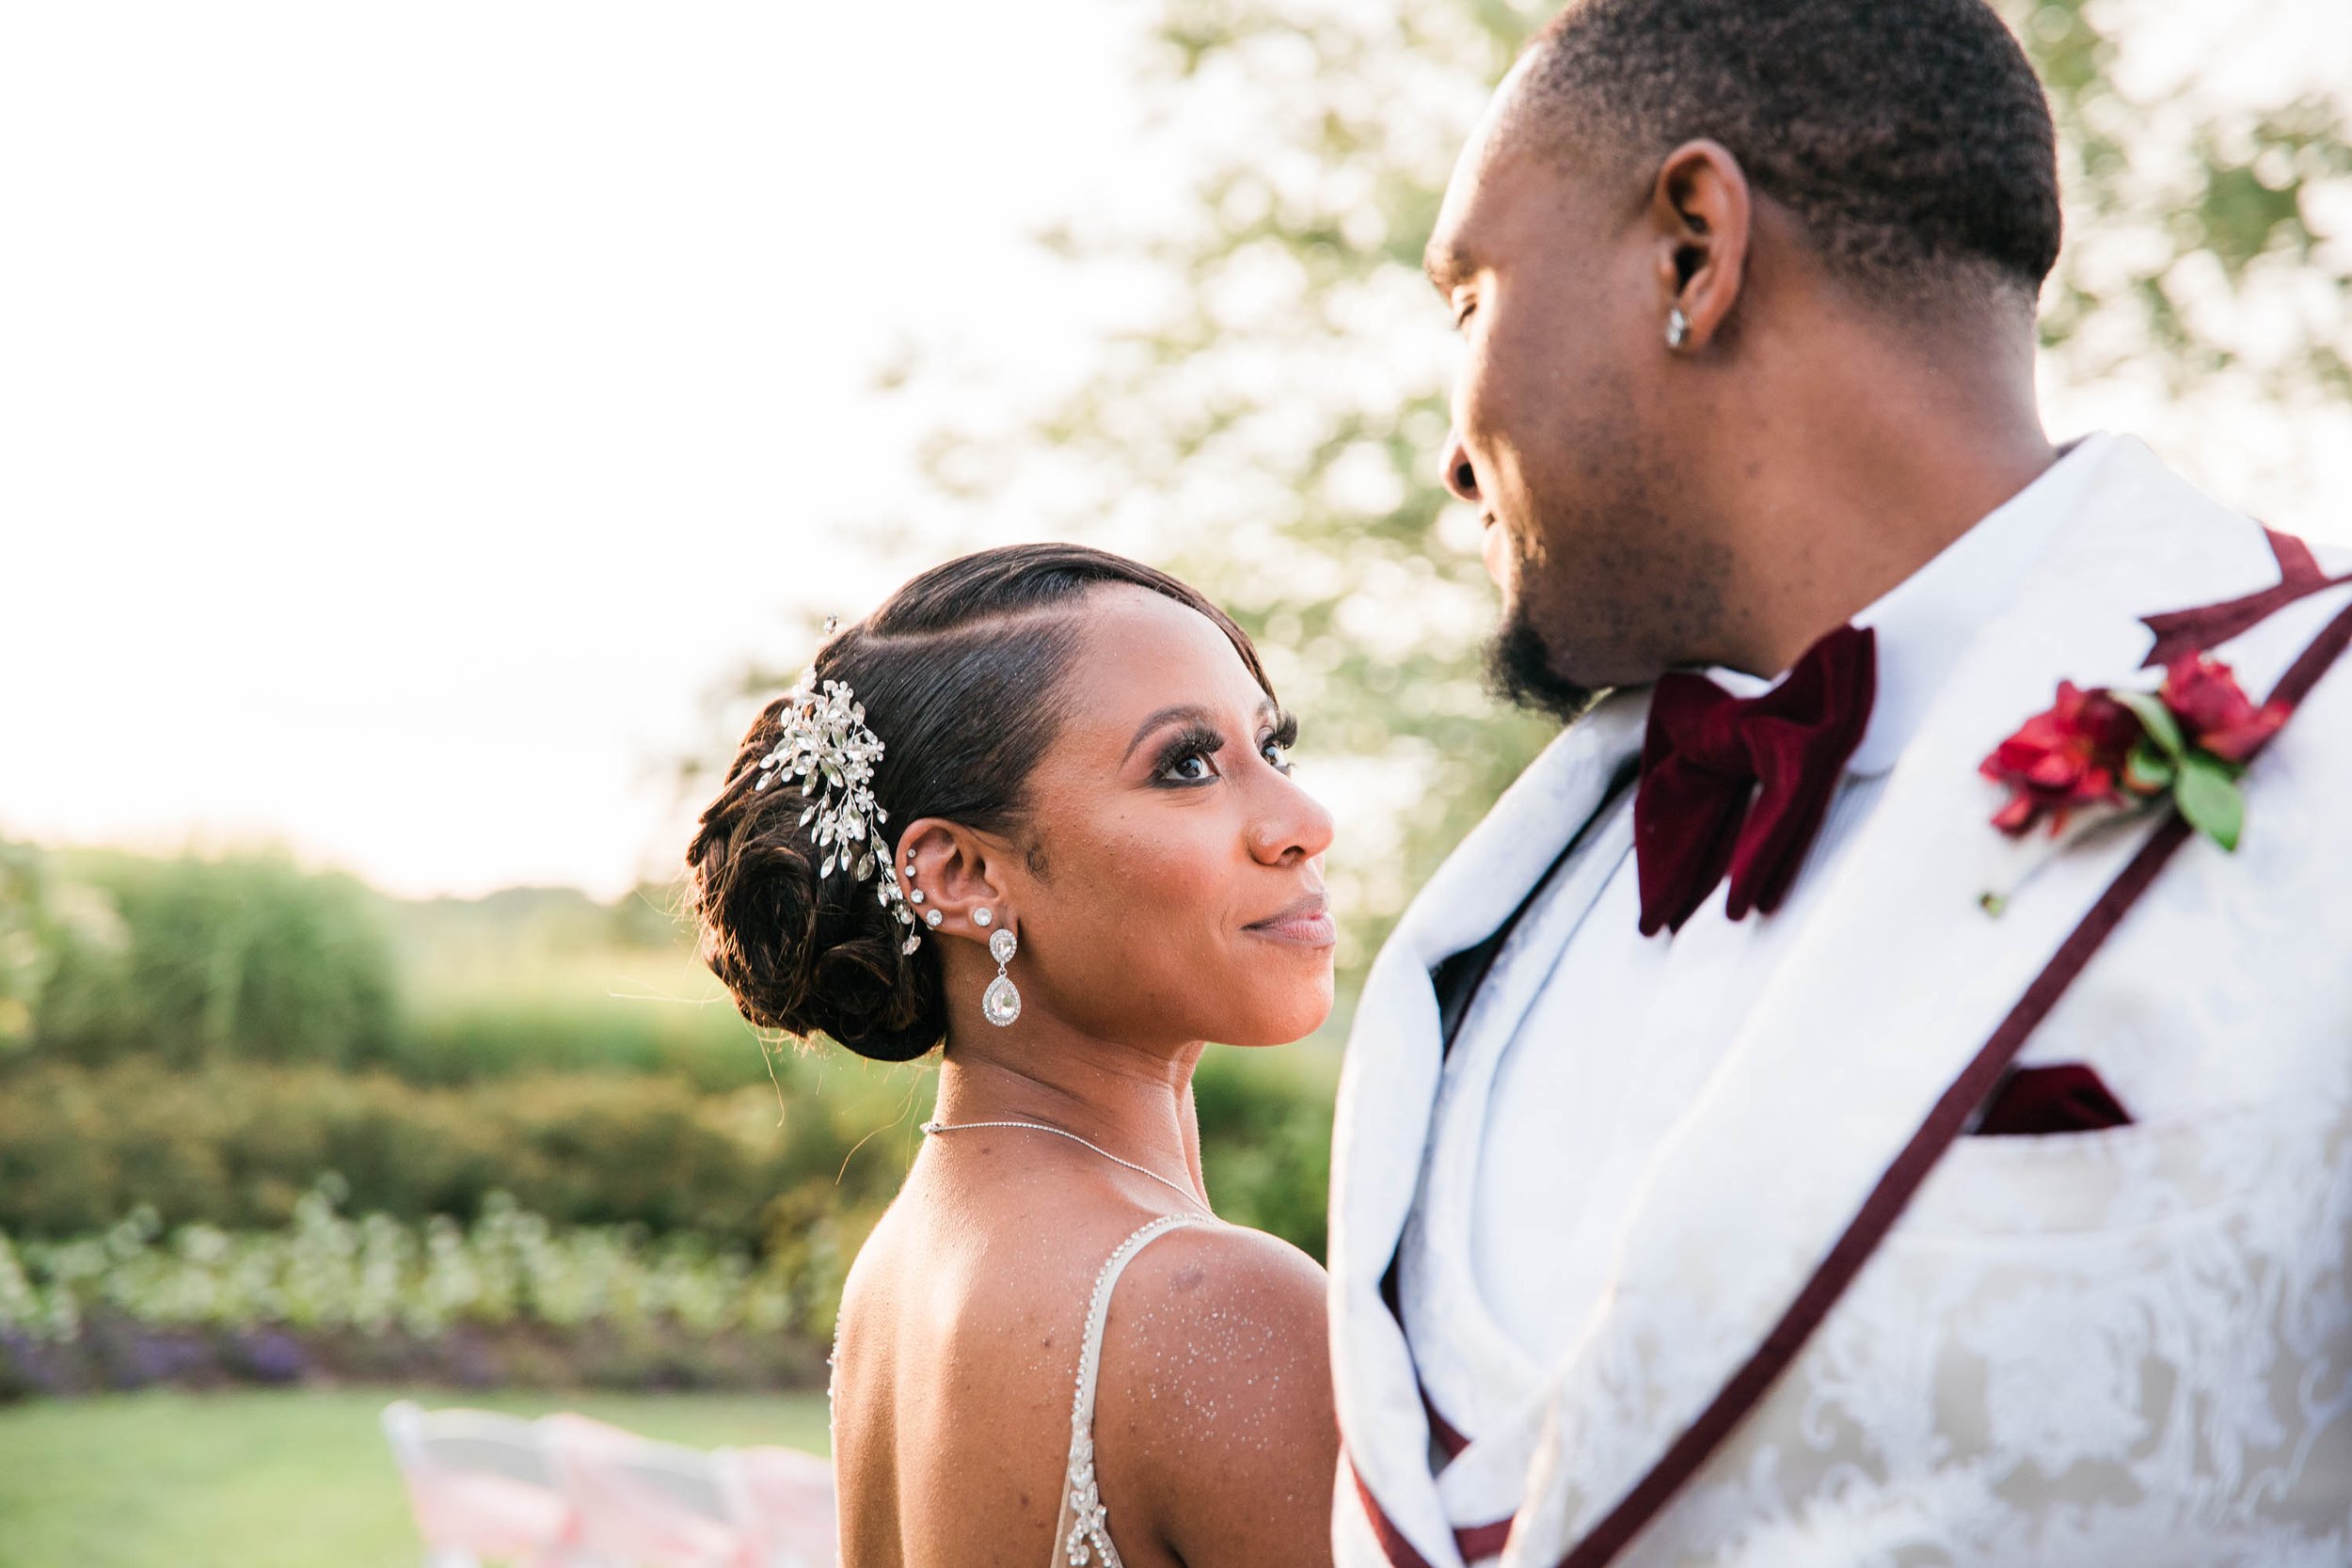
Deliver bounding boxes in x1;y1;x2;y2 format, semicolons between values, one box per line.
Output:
981;928;1021;1027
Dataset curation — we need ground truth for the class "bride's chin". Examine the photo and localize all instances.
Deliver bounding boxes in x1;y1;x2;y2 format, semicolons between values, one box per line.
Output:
1225;977;1336;1048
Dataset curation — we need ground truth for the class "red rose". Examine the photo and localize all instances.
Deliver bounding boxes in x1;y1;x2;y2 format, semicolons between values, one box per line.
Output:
1979;681;2145;835
2160;653;2291;764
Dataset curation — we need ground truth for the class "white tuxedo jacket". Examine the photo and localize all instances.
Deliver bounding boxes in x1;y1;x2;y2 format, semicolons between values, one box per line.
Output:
1329;438;2352;1568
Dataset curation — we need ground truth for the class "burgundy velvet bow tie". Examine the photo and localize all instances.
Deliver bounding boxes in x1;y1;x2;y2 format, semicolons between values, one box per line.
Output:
1633;623;1878;936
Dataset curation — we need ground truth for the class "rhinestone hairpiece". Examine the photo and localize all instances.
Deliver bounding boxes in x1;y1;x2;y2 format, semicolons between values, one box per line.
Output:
754;678;920;955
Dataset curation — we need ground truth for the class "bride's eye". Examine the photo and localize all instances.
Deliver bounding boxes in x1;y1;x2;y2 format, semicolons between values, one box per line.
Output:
1152;724;1226;786
1162;752;1215;784
1262;712;1300;775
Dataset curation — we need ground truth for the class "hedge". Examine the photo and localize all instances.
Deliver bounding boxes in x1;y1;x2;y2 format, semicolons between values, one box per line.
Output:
0;1053;1334;1260
0;1061;892;1246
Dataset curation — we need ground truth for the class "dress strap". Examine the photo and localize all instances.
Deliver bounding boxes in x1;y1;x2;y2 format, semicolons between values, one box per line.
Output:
1054;1212;1213;1568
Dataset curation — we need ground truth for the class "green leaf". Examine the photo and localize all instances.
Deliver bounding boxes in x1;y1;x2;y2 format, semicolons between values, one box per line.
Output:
2122;740;2176;795
2174;752;2246;850
2111;689;2187;759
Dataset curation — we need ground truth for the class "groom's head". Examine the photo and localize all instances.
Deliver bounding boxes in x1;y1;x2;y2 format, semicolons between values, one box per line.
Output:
1436;0;2061;716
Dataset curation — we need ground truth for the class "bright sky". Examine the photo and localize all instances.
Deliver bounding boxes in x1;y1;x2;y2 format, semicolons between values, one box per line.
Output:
3;2;2345;900
1;0;1149;897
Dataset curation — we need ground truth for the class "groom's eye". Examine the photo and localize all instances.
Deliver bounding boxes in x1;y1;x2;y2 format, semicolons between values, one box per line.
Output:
1451;293;1478;330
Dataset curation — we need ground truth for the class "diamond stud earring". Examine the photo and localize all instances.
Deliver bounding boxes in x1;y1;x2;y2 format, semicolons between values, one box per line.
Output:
973;907;993;928
981;927;1021;1027
1665;307;1691;350
924;909;944;928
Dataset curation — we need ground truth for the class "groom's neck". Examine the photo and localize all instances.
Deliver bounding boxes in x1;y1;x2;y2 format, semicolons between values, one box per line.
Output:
1696;299;2056;680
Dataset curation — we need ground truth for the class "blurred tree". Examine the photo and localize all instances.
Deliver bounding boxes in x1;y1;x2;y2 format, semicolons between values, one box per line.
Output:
0;841;124;1058
909;0;2351;1010
33;851;402;1070
0;841;61;1053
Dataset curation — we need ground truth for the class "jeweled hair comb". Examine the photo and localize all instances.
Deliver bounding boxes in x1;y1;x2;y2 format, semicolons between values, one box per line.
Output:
755;678;920;955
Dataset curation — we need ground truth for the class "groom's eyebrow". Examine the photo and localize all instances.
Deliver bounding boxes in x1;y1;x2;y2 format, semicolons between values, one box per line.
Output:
1122;699;1279;761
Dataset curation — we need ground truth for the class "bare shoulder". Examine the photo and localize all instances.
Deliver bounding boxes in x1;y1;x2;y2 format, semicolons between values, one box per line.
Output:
1104;1221;1329;1398
1092;1222;1337;1568
1125;1220;1327;1339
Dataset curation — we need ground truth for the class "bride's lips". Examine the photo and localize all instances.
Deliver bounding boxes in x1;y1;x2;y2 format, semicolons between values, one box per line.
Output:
1245;892;1337;948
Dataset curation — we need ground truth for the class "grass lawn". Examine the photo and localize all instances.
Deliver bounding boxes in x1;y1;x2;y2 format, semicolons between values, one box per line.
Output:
0;1386;830;1568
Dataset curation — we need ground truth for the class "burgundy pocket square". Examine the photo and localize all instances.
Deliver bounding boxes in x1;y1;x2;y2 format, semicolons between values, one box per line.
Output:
1974;1063;2134;1136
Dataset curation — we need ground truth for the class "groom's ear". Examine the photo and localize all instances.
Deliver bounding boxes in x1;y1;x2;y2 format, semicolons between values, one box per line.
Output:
1646;138;1752;354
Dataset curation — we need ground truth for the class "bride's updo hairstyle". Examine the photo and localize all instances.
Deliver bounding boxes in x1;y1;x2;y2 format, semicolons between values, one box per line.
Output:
686;544;1273;1062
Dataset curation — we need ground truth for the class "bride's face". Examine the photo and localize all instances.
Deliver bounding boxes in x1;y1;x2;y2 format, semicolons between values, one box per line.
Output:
996;585;1337;1049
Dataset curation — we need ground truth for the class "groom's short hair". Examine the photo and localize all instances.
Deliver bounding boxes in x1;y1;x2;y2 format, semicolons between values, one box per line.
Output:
1516;0;2061;307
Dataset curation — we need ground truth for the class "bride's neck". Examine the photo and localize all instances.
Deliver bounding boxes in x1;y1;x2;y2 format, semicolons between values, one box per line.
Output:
930;1023;1206;1187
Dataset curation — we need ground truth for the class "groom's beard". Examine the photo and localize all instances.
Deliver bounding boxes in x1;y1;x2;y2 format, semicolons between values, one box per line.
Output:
1486;604;1602;722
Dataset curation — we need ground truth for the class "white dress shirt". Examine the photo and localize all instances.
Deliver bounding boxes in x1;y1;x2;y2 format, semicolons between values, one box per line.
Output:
1399;436;2115;1396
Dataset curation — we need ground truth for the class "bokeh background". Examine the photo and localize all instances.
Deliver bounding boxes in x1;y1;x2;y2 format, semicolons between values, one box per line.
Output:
2;2;2346;1563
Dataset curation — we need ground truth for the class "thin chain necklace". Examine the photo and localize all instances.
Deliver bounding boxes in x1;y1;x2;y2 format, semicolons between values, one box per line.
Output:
921;1117;1212;1214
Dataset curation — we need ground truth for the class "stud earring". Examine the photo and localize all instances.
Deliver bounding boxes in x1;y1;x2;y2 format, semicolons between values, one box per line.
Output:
981;927;1020;1027
924;909;944;928
1665;307;1691;351
973;907;993;928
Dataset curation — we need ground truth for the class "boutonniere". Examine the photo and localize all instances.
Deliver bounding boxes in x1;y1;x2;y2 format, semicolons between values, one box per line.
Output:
1975;652;2292;914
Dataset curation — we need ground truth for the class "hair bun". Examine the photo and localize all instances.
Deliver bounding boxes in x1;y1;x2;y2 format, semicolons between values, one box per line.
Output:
686;698;942;1063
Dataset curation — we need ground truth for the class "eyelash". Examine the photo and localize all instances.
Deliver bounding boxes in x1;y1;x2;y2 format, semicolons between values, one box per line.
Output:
1453;299;1477;330
1152;716;1300;786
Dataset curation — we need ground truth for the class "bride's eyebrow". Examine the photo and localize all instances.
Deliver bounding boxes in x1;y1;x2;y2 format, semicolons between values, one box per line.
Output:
1122;699;1278;762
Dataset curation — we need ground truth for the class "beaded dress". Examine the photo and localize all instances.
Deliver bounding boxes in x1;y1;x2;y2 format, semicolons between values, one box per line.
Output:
1050;1213;1212;1567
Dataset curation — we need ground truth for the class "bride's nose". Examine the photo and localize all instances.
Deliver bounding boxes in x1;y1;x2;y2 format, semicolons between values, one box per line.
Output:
1248;774;1336;864
1440;430;1480;504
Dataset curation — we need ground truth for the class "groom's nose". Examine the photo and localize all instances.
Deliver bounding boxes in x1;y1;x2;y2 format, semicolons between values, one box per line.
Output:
1440;431;1481;504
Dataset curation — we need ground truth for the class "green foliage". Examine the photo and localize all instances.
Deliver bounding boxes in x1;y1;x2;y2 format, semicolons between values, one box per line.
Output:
2173;751;2246;849
0;1061;899;1246
31;849;401;1071
0;1045;1336;1264
0;1186;804;1345
0;846;781;1089
0;840;59;1053
2024;0;2352;397
1193;1047;1334;1259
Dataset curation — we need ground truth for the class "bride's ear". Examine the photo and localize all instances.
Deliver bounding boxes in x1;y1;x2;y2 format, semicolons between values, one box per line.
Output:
896;819;1017;940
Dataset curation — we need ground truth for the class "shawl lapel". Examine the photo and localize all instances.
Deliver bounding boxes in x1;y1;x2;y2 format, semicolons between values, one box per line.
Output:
1331;690;1650;1568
